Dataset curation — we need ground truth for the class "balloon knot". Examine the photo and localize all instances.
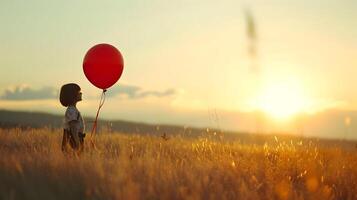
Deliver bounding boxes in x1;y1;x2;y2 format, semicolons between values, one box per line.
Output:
103;89;107;93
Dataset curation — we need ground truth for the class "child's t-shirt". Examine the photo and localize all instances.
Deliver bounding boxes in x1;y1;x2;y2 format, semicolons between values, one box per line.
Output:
64;105;85;133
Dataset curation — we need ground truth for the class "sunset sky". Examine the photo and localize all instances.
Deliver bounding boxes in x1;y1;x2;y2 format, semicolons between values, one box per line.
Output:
1;0;357;139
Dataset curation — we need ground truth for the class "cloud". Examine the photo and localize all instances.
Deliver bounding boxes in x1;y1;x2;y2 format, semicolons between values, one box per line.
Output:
0;85;58;100
0;84;177;101
138;89;176;98
107;85;177;99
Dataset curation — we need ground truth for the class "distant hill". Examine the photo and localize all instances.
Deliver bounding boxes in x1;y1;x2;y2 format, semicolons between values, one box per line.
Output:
0;110;274;143
0;109;297;142
1;110;356;148
0;109;212;137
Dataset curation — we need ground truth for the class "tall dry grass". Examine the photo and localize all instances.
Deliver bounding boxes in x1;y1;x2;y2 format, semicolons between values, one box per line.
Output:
0;128;356;200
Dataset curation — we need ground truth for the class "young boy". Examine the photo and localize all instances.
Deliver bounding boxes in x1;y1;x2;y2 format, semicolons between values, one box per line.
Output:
59;83;85;153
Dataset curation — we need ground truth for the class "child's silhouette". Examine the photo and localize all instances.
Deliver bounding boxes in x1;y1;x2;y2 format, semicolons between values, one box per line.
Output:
59;83;85;153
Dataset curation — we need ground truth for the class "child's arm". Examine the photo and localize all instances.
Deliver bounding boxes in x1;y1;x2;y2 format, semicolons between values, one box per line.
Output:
68;120;80;147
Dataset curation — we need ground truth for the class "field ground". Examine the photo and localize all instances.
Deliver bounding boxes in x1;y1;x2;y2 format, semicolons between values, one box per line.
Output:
0;128;357;200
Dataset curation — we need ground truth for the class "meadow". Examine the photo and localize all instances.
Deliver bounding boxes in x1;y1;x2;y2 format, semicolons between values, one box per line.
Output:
0;128;356;200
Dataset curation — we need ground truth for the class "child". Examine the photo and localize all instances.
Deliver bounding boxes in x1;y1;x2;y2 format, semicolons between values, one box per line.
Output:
59;83;85;153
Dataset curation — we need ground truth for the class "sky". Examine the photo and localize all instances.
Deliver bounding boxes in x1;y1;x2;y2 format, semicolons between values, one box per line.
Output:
1;0;357;139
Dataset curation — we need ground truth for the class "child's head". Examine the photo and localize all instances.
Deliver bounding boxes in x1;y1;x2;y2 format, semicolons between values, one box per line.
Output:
60;83;82;107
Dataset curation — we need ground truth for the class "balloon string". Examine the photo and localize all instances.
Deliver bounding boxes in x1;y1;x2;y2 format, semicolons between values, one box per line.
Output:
90;89;107;139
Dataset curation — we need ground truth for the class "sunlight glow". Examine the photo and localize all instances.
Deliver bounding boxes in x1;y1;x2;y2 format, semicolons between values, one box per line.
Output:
253;79;312;120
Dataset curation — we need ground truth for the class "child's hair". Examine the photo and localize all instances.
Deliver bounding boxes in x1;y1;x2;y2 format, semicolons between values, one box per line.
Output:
60;83;81;107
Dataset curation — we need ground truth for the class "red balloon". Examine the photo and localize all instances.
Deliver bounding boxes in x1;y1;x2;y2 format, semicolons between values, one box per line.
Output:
83;43;124;89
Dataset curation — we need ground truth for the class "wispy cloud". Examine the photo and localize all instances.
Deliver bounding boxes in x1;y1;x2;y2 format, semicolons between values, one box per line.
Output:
0;85;58;100
138;89;176;98
108;85;177;99
0;84;177;101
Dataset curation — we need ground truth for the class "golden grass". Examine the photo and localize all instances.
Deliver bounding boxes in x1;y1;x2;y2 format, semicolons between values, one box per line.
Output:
0;128;356;200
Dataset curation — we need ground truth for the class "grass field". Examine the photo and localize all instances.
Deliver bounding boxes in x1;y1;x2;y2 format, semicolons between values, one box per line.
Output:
0;128;356;200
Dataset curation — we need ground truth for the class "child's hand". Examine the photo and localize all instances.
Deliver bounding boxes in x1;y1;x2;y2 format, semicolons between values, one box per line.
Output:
69;120;80;148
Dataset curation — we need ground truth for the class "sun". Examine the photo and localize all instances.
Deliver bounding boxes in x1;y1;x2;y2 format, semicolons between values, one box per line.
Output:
252;80;312;120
